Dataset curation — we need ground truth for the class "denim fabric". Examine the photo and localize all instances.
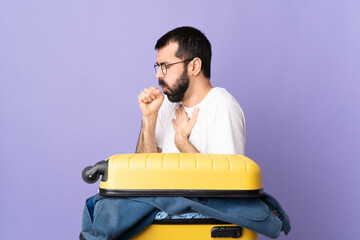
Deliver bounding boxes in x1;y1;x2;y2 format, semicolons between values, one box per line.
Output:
81;194;160;240
81;192;291;240
260;192;291;235
131;196;285;239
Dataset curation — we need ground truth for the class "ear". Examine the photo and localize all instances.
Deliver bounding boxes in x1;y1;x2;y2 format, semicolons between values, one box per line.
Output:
189;57;202;76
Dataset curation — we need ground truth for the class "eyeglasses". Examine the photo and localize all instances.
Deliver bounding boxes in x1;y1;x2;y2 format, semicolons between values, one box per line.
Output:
154;59;192;75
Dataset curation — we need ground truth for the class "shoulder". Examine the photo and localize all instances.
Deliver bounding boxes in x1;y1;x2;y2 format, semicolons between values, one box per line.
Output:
206;88;245;129
206;87;242;110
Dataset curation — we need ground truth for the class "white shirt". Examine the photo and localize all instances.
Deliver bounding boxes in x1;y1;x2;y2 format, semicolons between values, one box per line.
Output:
155;87;246;154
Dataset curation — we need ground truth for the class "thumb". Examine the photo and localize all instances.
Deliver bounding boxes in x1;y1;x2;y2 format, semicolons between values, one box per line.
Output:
150;87;163;97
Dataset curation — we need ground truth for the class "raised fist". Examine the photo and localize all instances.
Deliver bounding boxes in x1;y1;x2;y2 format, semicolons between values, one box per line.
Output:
138;86;164;117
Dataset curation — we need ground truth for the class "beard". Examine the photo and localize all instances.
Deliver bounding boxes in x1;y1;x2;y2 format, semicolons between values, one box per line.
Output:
158;67;190;103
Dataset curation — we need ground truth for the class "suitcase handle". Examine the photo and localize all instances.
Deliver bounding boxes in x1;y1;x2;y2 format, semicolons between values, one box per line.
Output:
211;226;242;238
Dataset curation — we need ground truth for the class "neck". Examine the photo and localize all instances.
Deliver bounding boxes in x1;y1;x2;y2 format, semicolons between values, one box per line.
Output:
182;77;213;108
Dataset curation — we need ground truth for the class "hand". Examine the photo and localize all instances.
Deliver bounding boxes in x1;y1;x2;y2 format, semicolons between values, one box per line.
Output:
138;86;164;117
172;105;200;147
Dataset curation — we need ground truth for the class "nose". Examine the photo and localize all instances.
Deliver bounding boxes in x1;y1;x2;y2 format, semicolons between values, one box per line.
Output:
156;67;164;79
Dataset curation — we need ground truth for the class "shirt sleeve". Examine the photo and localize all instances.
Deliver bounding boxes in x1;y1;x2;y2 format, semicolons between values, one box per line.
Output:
210;102;246;155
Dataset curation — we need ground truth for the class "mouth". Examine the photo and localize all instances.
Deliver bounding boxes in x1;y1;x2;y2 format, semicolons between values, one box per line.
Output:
158;82;167;92
158;79;170;94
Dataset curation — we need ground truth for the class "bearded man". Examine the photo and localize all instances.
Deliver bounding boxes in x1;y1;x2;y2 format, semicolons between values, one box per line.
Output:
136;26;245;154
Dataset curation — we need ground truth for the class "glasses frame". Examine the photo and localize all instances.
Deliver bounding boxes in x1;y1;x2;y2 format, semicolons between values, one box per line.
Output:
154;59;193;75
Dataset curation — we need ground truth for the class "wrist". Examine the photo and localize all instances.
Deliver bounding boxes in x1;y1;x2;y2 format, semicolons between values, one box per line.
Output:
142;114;158;134
142;112;158;123
174;133;189;148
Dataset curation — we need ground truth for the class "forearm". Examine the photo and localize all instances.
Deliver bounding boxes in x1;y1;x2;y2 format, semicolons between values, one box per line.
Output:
136;115;158;153
174;135;199;153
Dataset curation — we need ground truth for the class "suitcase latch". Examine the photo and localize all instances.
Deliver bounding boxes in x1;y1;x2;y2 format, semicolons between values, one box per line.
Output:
211;226;242;238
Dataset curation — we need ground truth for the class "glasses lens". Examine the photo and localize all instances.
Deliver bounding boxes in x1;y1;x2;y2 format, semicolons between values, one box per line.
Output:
161;64;167;75
154;63;159;73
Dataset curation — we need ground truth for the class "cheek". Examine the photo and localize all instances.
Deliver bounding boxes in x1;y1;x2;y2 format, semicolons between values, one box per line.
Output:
165;77;177;88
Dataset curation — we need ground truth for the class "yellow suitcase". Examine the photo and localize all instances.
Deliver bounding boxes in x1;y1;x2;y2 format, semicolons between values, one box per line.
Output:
82;153;263;240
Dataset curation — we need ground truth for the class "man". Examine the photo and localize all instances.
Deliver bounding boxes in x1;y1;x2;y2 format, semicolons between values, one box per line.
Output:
136;26;245;154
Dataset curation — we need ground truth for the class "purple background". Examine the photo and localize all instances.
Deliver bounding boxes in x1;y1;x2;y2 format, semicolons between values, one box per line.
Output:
1;1;359;239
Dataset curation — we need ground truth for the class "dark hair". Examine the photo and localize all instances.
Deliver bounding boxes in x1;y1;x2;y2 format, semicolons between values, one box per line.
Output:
155;26;212;79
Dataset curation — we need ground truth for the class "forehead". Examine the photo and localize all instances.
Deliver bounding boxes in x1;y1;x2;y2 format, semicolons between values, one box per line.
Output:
156;42;180;63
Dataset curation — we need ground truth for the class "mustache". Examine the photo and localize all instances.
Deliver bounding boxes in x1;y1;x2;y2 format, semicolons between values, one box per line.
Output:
158;79;169;88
